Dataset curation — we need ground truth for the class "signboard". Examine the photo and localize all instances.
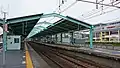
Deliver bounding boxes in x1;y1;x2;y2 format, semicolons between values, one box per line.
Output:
3;24;8;32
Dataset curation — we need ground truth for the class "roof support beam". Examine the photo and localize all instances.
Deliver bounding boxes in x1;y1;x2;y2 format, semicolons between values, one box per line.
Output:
40;13;91;28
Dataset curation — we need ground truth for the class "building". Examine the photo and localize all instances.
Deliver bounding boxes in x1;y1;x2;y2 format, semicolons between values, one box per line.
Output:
93;21;120;42
40;21;120;43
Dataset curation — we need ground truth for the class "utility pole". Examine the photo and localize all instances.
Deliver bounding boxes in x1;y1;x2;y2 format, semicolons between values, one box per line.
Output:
2;11;7;68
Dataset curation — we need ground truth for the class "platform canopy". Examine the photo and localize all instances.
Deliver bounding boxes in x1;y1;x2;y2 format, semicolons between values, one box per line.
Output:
0;13;43;37
27;13;93;38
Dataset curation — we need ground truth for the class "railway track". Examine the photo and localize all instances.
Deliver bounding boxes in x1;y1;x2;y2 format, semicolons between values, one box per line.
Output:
28;42;112;68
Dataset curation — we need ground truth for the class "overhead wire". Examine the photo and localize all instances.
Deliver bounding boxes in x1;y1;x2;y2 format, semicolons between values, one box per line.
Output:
77;0;120;9
44;0;67;24
81;0;120;18
53;0;66;13
51;0;120;25
44;0;120;25
83;8;119;20
54;0;120;21
82;1;120;20
43;0;77;25
59;1;77;13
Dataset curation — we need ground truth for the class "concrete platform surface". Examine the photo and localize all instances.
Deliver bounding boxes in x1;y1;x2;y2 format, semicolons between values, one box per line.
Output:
0;50;26;68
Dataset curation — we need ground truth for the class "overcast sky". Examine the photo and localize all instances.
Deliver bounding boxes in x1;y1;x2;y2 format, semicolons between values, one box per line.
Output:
0;0;120;24
0;0;120;35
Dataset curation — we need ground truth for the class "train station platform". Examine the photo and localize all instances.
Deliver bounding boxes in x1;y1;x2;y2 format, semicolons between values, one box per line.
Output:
0;50;26;68
0;43;36;68
38;42;120;60
0;42;51;68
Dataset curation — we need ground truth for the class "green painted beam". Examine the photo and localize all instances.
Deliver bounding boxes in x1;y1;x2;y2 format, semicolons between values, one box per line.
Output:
41;13;91;28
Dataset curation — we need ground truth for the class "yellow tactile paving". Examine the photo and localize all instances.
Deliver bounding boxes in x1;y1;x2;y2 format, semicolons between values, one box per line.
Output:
25;43;33;68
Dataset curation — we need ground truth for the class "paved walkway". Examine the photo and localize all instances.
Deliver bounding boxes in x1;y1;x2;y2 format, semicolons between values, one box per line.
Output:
0;50;26;68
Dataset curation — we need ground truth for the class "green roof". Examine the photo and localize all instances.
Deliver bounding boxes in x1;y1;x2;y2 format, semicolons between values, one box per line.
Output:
30;16;92;38
6;13;43;37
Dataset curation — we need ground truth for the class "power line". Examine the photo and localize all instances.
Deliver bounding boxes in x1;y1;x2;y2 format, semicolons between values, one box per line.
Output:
77;0;120;9
59;1;77;13
52;0;120;23
53;0;67;13
81;0;120;18
79;1;120;20
83;8;119;20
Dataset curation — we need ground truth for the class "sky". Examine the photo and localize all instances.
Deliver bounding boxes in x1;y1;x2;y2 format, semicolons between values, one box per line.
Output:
0;0;120;36
0;0;120;24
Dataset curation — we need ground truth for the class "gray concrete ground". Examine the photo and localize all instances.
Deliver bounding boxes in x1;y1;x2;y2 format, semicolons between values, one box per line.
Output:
0;50;26;68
